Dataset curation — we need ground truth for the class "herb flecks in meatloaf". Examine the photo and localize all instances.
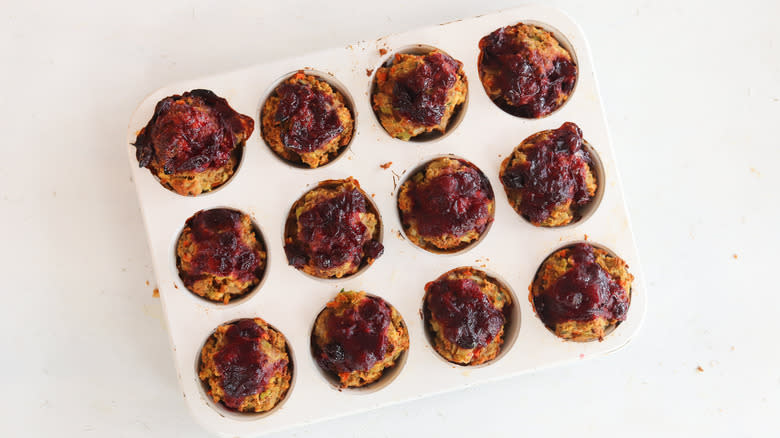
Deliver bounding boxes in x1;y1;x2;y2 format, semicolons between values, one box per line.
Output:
261;72;353;168
531;243;632;342
134;89;254;195
312;291;408;387
373;50;467;140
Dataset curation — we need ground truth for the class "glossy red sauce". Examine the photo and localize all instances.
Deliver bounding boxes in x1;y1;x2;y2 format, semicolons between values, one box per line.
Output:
316;296;392;373
501;122;592;224
404;161;493;238
534;243;629;327
182;209;261;285
275;81;344;153
392;52;462;126
426;277;505;349
479;26;576;118
284;188;383;271
135;89;253;174
213;320;288;409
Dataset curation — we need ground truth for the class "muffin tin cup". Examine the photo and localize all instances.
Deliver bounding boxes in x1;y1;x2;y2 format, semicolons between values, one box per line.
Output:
258;69;358;169
529;240;631;342
369;44;469;143
171;207;270;308
395;154;495;255
194;318;297;420
126;6;646;437
308;292;409;393
420;267;521;367
281;179;384;282
477;19;580;119
501;138;607;229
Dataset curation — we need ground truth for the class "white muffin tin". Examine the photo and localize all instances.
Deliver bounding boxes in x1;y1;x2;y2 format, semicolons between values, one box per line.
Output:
126;6;646;436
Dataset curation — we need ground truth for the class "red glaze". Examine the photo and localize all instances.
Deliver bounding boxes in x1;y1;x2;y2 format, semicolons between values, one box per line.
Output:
404;160;493;238
478;26;576;118
392;52;462;126
285;188;383;271
182;209;262;286
426;277;505;349
134;89;253;174
534;243;629;327
501;122;592;224
213;320;288;410
316;296;393;373
275;81;344;153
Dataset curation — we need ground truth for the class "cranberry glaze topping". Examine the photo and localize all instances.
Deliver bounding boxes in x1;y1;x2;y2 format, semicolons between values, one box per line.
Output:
534;243;629;327
501;122;592;224
478;26;576;118
213;320;288;410
134;89;253;174
392;51;462;126
316;296;393;373
406;161;494;238
285;189;383;271
182;209;262;286
275;81;344;153
426;278;505;349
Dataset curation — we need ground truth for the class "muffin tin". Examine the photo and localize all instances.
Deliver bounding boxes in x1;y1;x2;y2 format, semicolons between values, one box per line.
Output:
126;6;646;436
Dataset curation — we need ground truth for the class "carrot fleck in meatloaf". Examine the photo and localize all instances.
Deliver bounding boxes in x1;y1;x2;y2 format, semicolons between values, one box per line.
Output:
530;243;633;342
500;122;597;227
261;71;354;168
312;291;408;387
199;318;292;413
284;178;383;279
372;50;467;140
478;23;577;118
398;157;494;252
424;268;512;365
133;89;254;195
177;208;266;304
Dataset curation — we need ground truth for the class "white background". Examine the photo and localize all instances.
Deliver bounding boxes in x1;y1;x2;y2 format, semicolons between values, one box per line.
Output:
1;0;778;436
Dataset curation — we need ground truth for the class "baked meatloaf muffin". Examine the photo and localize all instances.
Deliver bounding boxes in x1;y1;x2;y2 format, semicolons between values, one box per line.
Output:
500;122;597;227
478;23;577;118
133;89;254;195
177;208;266;304
261;71;354;168
372;50;467;140
398;157;494;252
423;268;512;365
284;178;383;279
312;291;408;388
530;243;633;342
199;318;292;413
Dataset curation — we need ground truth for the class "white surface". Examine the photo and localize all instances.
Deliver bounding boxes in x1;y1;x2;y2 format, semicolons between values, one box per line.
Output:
1;0;778;436
126;7;646;436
